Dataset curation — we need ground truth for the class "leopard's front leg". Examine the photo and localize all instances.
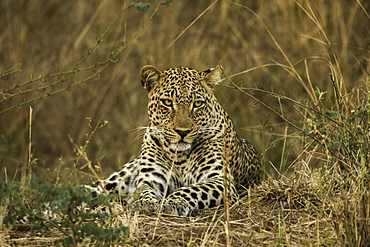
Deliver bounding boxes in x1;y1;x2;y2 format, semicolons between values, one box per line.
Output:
132;161;183;213
159;177;238;216
155;139;239;216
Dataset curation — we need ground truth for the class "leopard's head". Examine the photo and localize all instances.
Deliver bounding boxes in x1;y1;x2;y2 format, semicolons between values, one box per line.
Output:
140;65;227;152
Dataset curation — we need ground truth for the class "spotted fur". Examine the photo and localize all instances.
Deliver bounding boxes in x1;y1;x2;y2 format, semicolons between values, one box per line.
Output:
90;65;261;216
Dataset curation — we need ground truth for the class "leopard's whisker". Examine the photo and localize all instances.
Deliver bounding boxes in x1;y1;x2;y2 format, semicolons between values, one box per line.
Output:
136;126;164;133
131;127;146;142
132;126;164;142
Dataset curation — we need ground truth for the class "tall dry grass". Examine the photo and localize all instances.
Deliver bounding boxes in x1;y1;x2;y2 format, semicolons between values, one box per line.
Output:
1;0;369;245
0;0;368;180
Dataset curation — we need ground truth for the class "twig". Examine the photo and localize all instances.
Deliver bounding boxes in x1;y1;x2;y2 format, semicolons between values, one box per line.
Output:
222;147;231;247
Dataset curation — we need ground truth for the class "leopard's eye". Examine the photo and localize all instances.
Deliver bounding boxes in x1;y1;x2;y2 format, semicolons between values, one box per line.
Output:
193;100;205;109
161;98;173;108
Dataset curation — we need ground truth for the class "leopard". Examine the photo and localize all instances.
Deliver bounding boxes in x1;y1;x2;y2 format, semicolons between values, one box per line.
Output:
88;65;261;216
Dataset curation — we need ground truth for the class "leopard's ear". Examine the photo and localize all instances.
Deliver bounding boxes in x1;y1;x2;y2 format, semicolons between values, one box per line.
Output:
202;65;223;90
140;65;162;93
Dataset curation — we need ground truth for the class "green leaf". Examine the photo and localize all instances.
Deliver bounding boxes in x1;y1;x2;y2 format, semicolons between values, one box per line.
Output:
129;2;150;12
324;111;341;117
303;129;310;137
161;1;174;7
315;86;327;100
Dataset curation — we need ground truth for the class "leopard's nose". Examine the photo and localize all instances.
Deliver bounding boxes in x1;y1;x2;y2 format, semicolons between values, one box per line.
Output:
174;129;191;139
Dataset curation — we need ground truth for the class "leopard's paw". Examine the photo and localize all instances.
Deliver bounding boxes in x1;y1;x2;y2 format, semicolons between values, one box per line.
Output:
157;197;194;216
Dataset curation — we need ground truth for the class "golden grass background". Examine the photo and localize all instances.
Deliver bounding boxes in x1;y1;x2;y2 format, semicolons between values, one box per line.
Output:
0;0;368;181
